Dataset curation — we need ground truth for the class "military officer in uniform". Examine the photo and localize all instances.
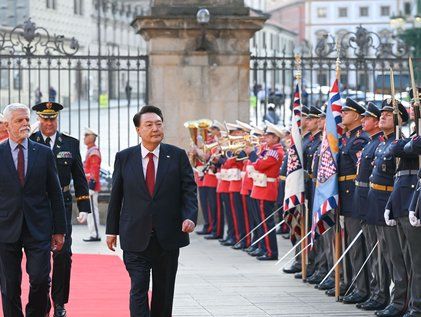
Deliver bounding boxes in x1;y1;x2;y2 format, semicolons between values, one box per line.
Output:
30;102;91;317
368;99;409;317
404;132;421;317
328;98;369;298
353;102;388;309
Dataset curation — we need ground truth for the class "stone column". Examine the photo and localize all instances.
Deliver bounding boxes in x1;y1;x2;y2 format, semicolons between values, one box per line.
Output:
132;0;266;147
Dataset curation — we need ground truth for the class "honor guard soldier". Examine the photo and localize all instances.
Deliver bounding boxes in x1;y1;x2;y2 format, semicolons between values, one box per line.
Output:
250;122;284;260
30;102;91;317
330;98;369;298
352;102;387;309
83;127;102;242
386;90;421;317
404;132;421;317
367;99;409;317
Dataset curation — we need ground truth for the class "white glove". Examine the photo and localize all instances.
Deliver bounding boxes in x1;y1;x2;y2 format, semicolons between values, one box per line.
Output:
384;209;396;226
77;212;88;224
339;215;345;229
409;211;421;227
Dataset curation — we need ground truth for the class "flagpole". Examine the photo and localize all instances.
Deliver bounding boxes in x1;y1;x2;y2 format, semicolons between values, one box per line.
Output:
294;52;308;281
334;39;342;301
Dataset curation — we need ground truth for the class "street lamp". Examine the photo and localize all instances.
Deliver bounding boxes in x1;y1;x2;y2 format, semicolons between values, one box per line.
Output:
196;8;210;51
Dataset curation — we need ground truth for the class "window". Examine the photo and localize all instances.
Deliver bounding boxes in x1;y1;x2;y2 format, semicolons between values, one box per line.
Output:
380;6;390;16
317;7;327;18
338;7;347;17
74;0;83;15
46;0;56;9
360;7;369;17
404;2;411;15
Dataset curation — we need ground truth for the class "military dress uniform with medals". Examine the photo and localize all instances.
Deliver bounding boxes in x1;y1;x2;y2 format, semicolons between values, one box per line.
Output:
30;102;91;316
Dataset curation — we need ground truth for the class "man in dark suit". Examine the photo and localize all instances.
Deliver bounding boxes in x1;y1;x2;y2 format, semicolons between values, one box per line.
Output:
0;103;67;317
106;105;198;317
30;101;91;317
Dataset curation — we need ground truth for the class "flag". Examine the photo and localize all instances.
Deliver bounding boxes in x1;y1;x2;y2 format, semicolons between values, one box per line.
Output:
311;79;342;239
283;83;305;243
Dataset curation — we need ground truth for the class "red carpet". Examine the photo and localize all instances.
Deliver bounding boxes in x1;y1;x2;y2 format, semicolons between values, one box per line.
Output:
0;254;134;316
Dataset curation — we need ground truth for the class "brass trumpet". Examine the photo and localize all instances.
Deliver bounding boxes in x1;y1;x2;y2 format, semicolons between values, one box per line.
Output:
197;118;212;144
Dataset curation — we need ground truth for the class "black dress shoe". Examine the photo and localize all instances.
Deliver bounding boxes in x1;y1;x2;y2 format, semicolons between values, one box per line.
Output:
342;292;368;304
83;236;101;242
204;234;222;240
244;246;256;253
221;239;235;246
361;300;388;311
257;254;278;261
316;278;335;290
232;243;245;250
195;230;209;235
54;304;66;317
307;272;324;285
356;297;373;309
375;305;403;316
282;265;301;274
326;284;347;297
249;249;264;257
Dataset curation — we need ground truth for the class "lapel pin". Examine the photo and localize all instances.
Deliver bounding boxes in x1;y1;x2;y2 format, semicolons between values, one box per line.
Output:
166;155;170;158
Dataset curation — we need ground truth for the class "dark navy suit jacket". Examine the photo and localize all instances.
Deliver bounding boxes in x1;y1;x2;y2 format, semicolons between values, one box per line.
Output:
106;143;198;252
0;139;66;243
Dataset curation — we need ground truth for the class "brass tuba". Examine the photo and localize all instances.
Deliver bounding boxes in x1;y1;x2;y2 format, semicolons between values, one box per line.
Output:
184;120;198;145
196;118;213;144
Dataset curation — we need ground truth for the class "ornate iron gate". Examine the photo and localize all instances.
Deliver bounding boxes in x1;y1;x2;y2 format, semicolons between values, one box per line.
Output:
0;19;148;166
250;25;421;126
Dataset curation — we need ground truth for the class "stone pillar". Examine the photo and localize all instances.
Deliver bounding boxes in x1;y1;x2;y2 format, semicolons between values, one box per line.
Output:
132;0;266;147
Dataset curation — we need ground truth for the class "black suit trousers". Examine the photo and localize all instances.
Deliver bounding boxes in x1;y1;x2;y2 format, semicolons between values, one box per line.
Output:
123;235;179;317
51;199;73;305
0;221;51;317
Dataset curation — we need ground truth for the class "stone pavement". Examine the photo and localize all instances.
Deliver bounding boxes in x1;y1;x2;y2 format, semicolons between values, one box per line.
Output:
72;225;373;317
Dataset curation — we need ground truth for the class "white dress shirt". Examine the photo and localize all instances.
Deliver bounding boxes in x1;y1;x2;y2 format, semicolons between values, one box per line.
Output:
41;132;57;150
140;143;160;179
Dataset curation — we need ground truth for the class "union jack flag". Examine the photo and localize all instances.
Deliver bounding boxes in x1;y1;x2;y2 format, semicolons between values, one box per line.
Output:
311;79;342;240
283;84;305;239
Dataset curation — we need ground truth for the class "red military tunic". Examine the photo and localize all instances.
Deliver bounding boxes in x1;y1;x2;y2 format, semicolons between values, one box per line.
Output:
194;160;205;187
250;144;284;202
216;159;231;193
84;145;102;192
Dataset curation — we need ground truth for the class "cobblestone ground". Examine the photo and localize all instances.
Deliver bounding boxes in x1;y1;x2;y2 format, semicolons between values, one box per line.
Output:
73;225;374;317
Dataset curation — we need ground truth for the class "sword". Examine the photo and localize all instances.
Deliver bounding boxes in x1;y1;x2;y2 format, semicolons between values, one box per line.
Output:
319;228;363;286
234;205;282;248
250;220;285;247
344;240;379;297
275;230;312;266
278;242;312;271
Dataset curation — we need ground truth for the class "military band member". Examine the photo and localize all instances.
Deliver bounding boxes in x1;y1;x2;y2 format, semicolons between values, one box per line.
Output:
352;102;388;309
250;122;284;260
83;127;102;242
367;100;409;317
30;102;91;317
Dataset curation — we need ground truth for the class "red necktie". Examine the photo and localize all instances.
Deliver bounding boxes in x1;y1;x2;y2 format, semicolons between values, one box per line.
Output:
145;152;155;196
17;144;25;186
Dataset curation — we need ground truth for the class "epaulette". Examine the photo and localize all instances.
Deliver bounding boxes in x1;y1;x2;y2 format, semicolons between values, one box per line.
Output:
60;132;78;142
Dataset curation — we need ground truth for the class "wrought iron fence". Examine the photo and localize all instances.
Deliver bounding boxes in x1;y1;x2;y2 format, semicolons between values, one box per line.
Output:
0;19;148;167
250;25;421;126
